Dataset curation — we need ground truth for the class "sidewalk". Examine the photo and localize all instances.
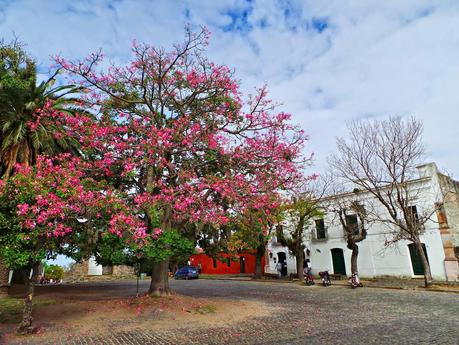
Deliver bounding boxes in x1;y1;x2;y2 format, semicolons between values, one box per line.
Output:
330;277;459;293
199;274;459;293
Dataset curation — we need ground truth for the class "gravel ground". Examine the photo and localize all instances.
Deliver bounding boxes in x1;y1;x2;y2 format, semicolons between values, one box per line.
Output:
3;279;459;345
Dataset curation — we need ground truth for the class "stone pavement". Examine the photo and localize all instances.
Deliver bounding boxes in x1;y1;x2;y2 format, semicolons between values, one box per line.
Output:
200;274;459;293
4;279;459;344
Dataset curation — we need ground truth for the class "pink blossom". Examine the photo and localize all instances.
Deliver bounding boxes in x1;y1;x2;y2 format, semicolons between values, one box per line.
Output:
17;203;30;216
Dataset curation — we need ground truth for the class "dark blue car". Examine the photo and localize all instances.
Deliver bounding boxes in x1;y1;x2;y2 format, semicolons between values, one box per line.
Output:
174;266;199;280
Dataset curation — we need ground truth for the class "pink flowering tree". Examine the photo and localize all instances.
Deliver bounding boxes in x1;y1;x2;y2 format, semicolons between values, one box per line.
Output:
0;154;145;333
56;27;311;295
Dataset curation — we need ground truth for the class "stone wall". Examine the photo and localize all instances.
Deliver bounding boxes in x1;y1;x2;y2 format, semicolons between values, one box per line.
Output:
443;178;459;250
0;259;10;296
439;176;459;281
64;260;135;283
112;265;135;277
64;261;90;283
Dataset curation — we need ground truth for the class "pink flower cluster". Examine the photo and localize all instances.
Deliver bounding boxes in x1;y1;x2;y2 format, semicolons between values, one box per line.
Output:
2;155;147;243
48;29;314;244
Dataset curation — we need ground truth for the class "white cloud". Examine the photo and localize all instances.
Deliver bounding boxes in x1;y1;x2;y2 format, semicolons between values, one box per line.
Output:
1;0;458;176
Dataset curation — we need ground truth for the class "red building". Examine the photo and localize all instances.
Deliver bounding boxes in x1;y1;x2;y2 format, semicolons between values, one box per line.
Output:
189;251;262;275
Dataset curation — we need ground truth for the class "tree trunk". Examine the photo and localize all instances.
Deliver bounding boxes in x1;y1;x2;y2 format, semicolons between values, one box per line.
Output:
0;259;10;298
296;250;304;281
171;262;178;275
254;247;264;279
147;199;173;297
415;240;432;287
17;264;39;334
350;243;359;275
148;259;171;297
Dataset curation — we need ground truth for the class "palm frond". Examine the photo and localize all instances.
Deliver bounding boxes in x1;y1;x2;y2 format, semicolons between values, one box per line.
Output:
1;59;86;173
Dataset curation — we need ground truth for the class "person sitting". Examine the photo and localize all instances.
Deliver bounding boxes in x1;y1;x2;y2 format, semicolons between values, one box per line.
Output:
275;262;282;278
303;266;309;277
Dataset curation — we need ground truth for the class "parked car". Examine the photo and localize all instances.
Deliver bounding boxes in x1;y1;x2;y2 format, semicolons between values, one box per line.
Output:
174;266;199;280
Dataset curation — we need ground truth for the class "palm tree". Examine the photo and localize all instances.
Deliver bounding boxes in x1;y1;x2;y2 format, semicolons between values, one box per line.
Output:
0;40;85;296
0;42;85;177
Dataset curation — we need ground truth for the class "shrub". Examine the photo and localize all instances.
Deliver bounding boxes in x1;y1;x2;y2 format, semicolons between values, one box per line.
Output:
45;264;64;281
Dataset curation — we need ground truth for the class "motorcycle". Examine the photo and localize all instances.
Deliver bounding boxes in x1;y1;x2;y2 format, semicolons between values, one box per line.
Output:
318;271;331;287
349;272;363;289
303;269;315;286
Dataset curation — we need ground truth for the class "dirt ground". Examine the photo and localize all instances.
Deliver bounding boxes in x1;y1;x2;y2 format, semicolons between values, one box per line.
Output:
3;279;457;345
0;283;274;344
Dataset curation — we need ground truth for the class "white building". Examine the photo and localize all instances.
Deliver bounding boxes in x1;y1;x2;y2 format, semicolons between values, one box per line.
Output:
87;256;103;276
265;163;459;281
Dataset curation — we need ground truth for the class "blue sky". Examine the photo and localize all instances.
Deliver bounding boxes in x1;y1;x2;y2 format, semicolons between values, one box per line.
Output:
1;0;459;264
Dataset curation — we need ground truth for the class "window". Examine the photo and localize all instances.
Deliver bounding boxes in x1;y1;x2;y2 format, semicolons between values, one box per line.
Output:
315;219;326;239
345;214;359;235
408;205;419;224
276;224;283;238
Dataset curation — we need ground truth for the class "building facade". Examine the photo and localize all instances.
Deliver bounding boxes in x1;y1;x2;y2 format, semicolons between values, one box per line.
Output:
189;251;260;275
265;163;459;281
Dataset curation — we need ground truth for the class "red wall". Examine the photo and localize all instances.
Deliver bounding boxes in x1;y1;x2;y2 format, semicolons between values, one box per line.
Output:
189;252;261;275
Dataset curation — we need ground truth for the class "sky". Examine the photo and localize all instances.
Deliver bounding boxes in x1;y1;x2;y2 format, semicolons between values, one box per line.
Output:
1;0;459;265
1;0;459;174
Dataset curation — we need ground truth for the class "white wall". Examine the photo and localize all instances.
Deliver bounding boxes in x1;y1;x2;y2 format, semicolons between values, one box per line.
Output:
265;244;297;275
87;257;103;276
308;225;446;280
266;164;452;281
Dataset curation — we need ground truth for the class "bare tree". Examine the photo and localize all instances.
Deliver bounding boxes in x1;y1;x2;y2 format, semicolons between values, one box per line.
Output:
320;175;370;278
337;200;368;276
329;116;439;287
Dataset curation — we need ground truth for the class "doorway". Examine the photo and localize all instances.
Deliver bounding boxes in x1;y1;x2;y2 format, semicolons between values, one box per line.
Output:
277;252;287;276
331;248;346;275
408;243;428;276
239;256;246;273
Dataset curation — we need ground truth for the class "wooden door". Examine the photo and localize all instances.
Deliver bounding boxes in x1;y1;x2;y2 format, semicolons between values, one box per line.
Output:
331;248;346;275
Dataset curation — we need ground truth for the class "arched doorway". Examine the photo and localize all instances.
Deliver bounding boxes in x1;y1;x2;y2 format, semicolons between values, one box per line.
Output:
408;243;428;276
239;256;246;273
331;248;346;275
277;252;287;276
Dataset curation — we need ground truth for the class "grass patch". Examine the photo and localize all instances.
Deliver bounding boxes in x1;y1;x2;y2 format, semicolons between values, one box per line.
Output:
0;298;56;323
193;304;216;314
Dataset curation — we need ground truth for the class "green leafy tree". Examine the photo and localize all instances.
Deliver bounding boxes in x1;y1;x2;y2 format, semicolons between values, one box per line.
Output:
80;207;195;293
44;264;64;281
277;196;323;280
230;202;283;279
0;155;143;333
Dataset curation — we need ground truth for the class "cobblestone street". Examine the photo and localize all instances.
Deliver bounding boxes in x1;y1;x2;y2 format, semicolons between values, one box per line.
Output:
4;279;459;344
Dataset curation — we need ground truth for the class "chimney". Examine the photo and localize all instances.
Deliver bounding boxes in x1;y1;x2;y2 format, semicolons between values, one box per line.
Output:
416;162;438;179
